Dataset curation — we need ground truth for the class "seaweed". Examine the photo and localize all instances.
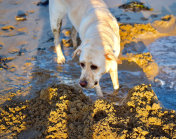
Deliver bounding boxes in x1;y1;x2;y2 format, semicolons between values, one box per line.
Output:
119;1;152;12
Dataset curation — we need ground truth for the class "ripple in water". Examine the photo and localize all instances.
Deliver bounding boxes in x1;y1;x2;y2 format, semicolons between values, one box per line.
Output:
148;36;176;110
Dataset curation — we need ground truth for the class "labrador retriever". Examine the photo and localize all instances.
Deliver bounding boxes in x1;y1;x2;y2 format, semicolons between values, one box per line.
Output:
49;0;121;97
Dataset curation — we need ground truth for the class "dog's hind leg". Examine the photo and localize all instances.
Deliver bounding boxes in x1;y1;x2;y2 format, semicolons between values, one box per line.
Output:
49;0;66;64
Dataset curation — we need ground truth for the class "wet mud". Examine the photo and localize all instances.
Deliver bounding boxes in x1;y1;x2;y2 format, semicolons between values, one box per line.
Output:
121;52;159;81
0;84;176;138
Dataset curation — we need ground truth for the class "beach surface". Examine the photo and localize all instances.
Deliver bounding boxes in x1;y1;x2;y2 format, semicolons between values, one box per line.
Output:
0;0;176;138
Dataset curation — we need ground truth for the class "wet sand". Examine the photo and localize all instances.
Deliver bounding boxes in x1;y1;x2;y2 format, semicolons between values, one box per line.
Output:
0;0;176;138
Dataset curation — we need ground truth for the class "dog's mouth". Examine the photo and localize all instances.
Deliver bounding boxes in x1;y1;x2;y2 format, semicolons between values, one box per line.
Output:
79;80;99;89
92;81;99;88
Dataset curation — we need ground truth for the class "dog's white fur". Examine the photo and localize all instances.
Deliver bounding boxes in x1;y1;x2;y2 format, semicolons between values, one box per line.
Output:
49;0;121;97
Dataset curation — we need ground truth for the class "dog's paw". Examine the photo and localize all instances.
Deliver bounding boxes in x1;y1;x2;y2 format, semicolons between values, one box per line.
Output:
57;55;65;64
114;85;119;90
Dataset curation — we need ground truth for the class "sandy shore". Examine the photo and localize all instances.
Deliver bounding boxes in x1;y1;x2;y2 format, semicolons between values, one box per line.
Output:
0;0;176;138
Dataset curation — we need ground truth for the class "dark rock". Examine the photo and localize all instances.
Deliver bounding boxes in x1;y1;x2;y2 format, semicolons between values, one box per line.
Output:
37;0;49;6
161;15;171;21
1;25;15;31
37;48;46;51
151;14;158;18
119;1;152;12
16;10;27;21
17;48;27;56
126;17;131;20
0;44;3;49
116;17;121;21
46;37;54;43
141;17;148;21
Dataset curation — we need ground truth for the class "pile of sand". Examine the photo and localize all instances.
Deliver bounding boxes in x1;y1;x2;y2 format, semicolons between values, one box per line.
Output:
0;84;175;138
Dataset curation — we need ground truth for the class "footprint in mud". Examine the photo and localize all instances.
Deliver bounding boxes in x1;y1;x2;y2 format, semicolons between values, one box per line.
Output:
0;56;8;69
1;25;27;37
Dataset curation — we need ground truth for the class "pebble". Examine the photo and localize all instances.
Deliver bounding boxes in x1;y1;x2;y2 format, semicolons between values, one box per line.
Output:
141;17;148;21
1;25;15;31
119;1;152;12
62;38;72;47
17;48;27;56
37;0;49;6
16;11;27;21
62;29;71;37
151;14;158;18
0;43;3;49
37;48;46;51
0;56;8;69
27;10;35;14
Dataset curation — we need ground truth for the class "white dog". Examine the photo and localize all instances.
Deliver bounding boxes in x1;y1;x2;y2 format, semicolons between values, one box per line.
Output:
49;0;121;97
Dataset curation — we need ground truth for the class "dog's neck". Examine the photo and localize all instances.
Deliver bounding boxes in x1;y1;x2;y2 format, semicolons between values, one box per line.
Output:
78;7;118;51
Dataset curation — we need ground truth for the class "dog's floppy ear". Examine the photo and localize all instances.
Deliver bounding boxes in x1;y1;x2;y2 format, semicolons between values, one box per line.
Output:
72;47;81;59
105;51;122;64
105;51;116;61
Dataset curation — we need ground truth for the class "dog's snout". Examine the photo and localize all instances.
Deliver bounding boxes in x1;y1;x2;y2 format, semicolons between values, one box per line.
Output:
79;80;88;88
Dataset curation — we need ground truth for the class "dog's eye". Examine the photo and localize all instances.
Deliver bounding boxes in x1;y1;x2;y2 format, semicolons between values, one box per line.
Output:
91;65;98;70
80;62;85;68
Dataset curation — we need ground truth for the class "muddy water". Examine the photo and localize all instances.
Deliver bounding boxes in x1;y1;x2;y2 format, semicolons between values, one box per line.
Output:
0;0;52;103
0;0;175;111
148;36;176;110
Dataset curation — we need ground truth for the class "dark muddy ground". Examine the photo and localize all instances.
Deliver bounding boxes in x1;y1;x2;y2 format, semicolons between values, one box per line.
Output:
0;84;176;138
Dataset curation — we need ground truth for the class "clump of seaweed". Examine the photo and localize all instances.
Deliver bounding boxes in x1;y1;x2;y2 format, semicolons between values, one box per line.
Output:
119;23;157;47
119;1;152;12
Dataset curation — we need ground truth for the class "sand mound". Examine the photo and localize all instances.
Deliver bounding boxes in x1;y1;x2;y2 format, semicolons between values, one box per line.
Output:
0;84;175;138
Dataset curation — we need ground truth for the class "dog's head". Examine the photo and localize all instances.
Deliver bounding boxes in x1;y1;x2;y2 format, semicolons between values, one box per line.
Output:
73;43;119;89
73;43;106;89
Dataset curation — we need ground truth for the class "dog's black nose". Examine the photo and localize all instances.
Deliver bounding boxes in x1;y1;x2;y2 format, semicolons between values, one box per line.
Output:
94;81;98;86
79;80;88;88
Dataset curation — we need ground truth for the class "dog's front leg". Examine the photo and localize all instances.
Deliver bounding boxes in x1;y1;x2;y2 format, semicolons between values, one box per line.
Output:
109;62;119;91
49;0;66;64
95;83;103;97
52;21;66;64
